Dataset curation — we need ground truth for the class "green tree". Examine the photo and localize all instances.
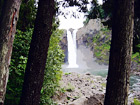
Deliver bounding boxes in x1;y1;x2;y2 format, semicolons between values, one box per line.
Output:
17;0;37;31
84;0;105;25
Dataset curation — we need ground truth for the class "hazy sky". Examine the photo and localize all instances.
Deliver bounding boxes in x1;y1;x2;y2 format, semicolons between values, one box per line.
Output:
58;0;103;30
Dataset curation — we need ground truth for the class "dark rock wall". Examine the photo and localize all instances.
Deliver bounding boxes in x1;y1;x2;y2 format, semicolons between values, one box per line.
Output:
59;29;68;62
77;19;102;46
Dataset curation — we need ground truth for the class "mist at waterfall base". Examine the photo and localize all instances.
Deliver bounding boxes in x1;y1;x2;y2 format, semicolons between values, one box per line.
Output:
62;29;108;77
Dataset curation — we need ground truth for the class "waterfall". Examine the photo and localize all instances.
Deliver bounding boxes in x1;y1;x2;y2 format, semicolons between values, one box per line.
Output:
67;29;78;68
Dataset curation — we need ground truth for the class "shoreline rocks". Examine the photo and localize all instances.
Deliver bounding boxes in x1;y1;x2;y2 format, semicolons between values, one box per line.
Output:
53;72;140;105
53;72;106;105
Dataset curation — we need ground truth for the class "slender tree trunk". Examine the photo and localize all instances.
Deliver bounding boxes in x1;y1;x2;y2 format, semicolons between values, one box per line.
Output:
0;0;21;104
104;0;134;105
19;0;55;105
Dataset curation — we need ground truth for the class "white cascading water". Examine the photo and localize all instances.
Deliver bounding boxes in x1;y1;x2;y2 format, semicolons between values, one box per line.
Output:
67;29;79;68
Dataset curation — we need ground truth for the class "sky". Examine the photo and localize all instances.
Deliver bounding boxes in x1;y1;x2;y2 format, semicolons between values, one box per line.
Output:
58;0;103;30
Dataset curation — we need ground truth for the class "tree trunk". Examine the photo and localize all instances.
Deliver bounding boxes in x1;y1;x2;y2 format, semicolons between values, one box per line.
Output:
104;0;134;105
19;0;55;105
0;0;3;16
0;0;21;104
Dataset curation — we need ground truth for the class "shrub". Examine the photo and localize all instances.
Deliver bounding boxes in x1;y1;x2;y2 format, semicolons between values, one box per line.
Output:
5;29;32;105
40;29;65;105
133;98;140;105
5;28;64;105
91;27;111;65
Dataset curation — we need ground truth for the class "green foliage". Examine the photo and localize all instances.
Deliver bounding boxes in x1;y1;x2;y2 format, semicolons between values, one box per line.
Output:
101;83;106;87
88;26;140;68
84;1;105;25
17;0;37;31
5;28;65;105
65;72;71;75
40;29;65;105
132;44;140;65
90;26;140;67
65;83;75;92
5;1;64;103
134;18;140;53
5;29;33;105
134;98;140;105
91;27;111;65
2;1;64;104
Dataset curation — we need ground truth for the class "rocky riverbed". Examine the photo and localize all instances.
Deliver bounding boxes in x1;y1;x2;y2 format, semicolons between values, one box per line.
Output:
53;72;140;105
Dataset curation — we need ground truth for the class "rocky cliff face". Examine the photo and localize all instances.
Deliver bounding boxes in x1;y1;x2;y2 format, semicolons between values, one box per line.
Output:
77;19;102;46
60;29;68;62
76;19;111;66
